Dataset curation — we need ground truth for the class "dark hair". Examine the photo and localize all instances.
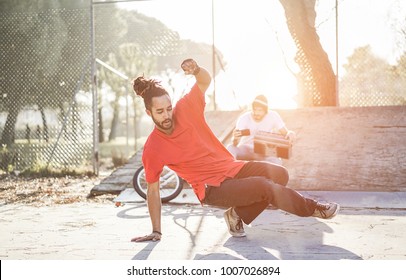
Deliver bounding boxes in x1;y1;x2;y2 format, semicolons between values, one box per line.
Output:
132;76;169;110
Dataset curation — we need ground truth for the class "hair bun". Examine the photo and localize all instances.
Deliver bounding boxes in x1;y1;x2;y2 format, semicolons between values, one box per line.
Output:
132;76;150;97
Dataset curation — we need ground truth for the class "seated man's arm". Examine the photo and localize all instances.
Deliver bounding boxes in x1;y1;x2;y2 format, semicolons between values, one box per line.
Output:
279;126;296;143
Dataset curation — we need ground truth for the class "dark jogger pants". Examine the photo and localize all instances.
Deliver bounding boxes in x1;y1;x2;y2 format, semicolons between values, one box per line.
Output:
202;161;317;224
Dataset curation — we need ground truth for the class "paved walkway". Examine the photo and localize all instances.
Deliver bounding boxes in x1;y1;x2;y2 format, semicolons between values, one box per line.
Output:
1;190;405;260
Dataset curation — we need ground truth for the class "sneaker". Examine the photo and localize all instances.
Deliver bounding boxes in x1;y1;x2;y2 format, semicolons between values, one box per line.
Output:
224;207;246;237
312;202;340;219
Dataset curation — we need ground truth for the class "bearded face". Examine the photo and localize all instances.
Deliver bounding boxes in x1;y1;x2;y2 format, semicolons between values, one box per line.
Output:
147;95;174;134
251;106;267;122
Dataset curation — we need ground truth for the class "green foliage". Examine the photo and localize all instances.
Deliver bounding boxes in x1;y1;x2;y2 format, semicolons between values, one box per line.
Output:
0;0;218;173
19;165;93;178
340;46;406;106
0;0;92;146
0;145;15;173
111;148;128;168
0;142;95;176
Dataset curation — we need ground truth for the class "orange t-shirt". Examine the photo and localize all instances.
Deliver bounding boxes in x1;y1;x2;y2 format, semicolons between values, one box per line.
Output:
142;84;245;201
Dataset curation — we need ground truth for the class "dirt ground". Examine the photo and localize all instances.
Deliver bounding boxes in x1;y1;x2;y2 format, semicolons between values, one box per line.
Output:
0;162;117;207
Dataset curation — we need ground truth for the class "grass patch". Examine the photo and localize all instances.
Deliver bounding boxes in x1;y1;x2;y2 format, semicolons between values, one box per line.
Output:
1;136;147;177
18;166;95;178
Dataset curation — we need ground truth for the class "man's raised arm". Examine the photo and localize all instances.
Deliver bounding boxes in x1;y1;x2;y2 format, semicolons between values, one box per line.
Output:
181;58;212;93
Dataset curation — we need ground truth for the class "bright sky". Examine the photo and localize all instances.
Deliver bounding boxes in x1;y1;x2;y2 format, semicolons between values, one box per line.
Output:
118;0;405;110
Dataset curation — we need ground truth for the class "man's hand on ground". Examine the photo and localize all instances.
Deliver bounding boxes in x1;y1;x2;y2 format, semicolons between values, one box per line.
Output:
131;232;162;242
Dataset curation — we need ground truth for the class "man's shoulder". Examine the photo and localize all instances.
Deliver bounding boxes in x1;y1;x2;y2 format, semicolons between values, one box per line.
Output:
238;111;252;120
143;131;159;151
236;111;251;127
181;83;203;100
262;111;284;128
175;83;204;112
265;110;282;119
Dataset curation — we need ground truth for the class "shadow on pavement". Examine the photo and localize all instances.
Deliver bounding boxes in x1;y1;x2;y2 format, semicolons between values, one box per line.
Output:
118;204;362;260
194;215;362;260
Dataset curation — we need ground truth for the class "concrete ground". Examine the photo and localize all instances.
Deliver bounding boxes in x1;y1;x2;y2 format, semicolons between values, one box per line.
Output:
1;190;405;260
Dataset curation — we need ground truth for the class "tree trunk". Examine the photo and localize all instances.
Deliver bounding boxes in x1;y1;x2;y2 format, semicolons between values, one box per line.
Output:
279;0;337;106
39;106;49;142
109;111;119;142
132;95;141;151
71;101;78;142
0;108;19;146
108;94;120;142
59;104;68;140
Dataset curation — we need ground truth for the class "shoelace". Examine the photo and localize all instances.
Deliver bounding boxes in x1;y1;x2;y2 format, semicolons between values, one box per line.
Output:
315;203;330;218
235;218;243;231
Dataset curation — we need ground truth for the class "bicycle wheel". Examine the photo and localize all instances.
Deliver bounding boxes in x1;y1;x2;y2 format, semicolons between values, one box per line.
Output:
132;166;183;202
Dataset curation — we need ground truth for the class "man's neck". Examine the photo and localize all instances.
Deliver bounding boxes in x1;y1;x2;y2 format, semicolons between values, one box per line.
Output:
156;125;175;135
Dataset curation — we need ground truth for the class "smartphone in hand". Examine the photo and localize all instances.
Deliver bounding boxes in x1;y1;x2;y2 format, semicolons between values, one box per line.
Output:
240;129;250;136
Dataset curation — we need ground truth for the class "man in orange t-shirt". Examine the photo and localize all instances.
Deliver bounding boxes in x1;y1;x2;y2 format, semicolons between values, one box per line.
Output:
131;59;339;242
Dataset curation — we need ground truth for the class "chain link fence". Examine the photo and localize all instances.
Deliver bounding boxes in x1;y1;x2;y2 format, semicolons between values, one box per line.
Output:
335;1;406;107
1;0;405;173
0;6;93;173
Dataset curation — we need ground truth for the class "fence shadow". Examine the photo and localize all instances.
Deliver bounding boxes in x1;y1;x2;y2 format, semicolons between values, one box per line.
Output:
118;204;361;260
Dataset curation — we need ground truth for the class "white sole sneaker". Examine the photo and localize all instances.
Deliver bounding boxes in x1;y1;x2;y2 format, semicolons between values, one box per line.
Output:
224;207;246;237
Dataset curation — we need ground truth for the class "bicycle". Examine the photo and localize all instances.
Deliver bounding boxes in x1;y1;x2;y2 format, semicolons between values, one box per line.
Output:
132;165;184;202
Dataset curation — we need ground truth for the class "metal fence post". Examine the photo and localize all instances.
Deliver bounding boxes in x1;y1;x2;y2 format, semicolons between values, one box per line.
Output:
91;0;99;175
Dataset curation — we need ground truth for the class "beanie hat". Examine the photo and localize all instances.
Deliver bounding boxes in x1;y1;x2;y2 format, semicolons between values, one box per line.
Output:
252;95;268;110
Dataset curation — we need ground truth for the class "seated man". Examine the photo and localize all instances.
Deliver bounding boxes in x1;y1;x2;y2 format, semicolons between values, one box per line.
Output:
227;95;295;165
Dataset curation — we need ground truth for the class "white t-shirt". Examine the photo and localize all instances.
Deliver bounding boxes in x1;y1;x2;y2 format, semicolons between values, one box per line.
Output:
235;111;285;148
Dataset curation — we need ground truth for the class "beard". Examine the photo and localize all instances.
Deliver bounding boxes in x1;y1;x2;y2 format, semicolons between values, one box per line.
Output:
252;114;264;122
152;116;173;131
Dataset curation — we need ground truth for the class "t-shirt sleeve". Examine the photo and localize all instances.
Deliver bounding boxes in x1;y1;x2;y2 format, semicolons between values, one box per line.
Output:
271;111;286;131
178;83;205;115
142;144;164;184
235;112;250;129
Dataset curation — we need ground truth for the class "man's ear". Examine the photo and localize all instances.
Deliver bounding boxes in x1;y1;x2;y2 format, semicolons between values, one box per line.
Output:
146;109;152;117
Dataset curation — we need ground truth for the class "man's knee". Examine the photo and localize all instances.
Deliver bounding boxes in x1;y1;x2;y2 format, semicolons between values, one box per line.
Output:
261;162;289;186
252;177;286;203
249;176;274;197
275;165;289;186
